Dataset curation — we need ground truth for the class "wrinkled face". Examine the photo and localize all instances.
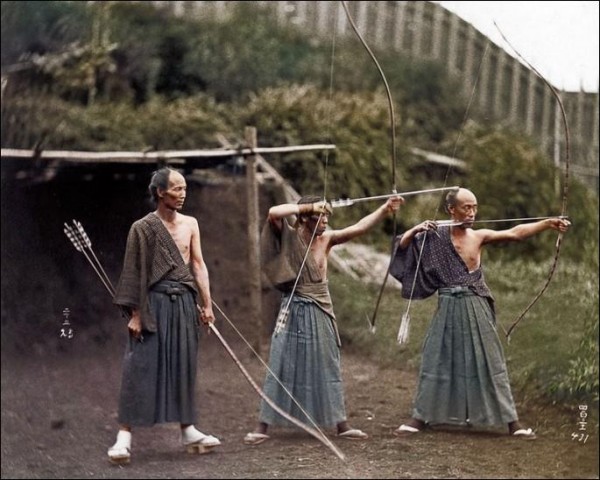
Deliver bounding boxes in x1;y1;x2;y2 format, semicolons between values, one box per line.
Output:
159;171;187;211
304;213;329;236
449;189;478;227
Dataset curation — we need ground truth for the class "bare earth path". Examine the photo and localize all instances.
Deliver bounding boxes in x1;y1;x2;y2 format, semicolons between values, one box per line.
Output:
1;322;598;479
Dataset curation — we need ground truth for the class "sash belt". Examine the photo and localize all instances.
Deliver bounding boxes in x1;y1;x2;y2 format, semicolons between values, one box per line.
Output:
151;282;189;302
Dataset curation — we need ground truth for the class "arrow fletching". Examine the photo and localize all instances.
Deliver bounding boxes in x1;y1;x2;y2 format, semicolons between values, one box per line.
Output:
397;312;411;345
74;220;92;248
331;198;354;208
64;223;83;252
364;313;376;334
274;306;289;336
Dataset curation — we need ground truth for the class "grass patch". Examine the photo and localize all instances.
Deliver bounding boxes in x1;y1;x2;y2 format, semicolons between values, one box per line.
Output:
330;258;599;411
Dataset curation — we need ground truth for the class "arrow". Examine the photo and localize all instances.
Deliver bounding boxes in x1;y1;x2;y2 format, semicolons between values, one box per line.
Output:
331;186;459;208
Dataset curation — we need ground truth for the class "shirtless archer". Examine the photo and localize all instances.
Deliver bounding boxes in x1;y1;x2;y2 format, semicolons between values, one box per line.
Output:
108;167;220;464
244;194;404;446
391;187;570;438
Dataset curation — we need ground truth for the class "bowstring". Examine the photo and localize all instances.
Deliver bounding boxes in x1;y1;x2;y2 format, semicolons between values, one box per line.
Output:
494;22;570;340
211;300;337;450
274;2;339;333
322;1;338;204
339;1;399;332
265;14;340;441
400;40;491;335
274;220;322;334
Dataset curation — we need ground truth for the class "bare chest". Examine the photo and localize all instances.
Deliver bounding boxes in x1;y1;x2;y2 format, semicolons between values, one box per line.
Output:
451;233;481;272
163;223;192;263
310;241;329;277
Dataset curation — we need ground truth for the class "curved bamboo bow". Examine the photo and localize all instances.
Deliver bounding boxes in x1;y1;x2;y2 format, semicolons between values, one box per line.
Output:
208;303;345;460
340;0;399;332
494;24;570;340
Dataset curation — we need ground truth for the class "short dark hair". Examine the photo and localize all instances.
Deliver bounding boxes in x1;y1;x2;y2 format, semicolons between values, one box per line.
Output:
297;195;322;205
296;195;322;225
148;167;174;205
298;195;321;216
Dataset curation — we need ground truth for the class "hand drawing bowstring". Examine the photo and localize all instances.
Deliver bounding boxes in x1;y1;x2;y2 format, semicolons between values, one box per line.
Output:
397;37;491;344
340;1;488;341
272;1;340;335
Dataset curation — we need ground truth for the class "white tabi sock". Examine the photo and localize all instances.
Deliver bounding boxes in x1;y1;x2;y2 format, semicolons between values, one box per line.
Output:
108;430;131;455
181;426;221;446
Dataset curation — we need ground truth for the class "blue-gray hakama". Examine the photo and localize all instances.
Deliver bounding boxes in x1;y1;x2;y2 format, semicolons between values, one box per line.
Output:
259;218;347;428
390;227;518;427
259;295;346;428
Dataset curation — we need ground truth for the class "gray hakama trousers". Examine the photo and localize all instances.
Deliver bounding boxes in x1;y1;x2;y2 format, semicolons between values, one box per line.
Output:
118;280;200;426
413;286;518;426
259;295;346;428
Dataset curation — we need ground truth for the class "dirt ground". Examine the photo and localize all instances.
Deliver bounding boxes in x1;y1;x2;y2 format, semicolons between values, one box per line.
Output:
1;171;598;479
1;322;598;480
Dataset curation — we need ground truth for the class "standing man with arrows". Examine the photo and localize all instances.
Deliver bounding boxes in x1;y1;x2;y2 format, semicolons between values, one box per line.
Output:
390;187;570;439
107;167;221;464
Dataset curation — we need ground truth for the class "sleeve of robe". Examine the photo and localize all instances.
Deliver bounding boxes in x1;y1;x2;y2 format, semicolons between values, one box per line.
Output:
389;231;438;300
260;218;298;292
113;223;156;332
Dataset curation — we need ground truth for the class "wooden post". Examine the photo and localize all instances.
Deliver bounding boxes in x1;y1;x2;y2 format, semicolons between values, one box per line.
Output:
245;126;263;354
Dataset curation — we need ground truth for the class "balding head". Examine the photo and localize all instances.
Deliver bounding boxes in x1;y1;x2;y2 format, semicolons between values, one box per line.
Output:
149;167;184;205
445;188;478;226
445;188;477;214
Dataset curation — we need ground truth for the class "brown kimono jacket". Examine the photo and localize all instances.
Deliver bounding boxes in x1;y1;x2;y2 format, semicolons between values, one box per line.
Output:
113;213;198;332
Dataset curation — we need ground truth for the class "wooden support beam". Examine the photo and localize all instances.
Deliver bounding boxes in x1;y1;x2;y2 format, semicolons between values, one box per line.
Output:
1;144;336;163
245;127;264;354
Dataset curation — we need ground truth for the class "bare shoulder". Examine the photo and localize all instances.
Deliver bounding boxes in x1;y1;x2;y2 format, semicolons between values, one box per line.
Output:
179;213;199;228
470;227;489;238
321;229;339;246
473;227;504;244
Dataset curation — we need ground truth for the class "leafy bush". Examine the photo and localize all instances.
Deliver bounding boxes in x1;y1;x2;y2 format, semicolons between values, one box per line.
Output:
456;124;599;263
1;93;233;150
1;1;91;65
